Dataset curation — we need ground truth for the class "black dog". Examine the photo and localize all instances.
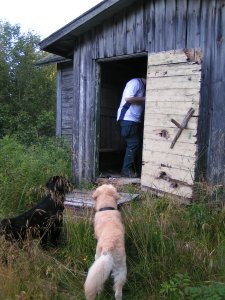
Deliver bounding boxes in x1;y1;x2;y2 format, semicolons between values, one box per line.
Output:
0;176;72;248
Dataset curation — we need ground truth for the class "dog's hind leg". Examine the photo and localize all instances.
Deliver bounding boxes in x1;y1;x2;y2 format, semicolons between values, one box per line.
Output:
49;226;61;246
113;262;127;300
40;229;48;248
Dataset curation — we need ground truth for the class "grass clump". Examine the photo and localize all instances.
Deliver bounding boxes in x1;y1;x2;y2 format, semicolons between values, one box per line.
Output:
0;136;72;215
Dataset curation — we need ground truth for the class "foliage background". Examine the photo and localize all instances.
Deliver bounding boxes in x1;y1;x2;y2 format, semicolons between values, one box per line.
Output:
0;20;56;144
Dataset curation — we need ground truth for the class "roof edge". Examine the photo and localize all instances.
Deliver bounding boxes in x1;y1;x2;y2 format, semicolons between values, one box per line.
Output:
39;0;136;51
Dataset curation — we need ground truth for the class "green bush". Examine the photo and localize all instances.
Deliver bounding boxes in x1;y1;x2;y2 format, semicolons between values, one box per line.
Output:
0;135;72;215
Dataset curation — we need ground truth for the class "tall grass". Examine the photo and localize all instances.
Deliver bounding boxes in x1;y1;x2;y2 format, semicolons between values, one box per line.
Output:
0;136;224;299
0;136;72;215
0;195;224;299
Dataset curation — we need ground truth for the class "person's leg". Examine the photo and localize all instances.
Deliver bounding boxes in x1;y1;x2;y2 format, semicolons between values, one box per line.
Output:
120;121;140;176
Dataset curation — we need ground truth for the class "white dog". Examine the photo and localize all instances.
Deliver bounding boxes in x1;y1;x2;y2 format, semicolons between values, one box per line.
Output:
84;184;127;300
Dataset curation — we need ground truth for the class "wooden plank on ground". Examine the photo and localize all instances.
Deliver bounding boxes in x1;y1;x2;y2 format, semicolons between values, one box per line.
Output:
65;190;139;208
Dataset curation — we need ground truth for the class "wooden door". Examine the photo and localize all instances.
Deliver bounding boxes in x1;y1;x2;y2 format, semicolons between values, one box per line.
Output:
141;49;202;200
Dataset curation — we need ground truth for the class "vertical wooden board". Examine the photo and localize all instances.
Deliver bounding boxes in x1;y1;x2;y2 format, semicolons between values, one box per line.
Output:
186;0;201;48
115;11;127;55
141;49;202;199
126;6;135;54
212;1;225;83
145;0;155;52
104;20;114;58
135;0;145;52
72;45;81;182
206;2;225;184
154;0;166;52
175;0;187;49
84;33;93;179
56;65;62;136
164;0;176;50
207;82;225;183
197;1;216;180
97;25;105;59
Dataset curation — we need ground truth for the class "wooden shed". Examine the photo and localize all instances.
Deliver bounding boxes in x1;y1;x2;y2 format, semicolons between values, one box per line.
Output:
39;0;225;200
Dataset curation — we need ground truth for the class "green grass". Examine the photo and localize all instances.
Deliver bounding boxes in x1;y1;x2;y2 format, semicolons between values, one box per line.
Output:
0;136;72;215
0;136;224;299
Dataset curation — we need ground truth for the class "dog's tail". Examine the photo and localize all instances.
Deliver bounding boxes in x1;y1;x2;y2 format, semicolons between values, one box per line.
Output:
84;252;113;300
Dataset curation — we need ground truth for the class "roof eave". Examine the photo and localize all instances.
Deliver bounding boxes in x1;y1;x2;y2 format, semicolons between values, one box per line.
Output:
39;0;137;56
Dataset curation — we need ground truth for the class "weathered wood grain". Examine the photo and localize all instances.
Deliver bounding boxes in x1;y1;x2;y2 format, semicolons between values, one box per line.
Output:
145;101;199;115
144;114;198;129
143;139;197;157
141;163;194;185
141;173;193;198
148;63;201;77
147;75;201;90
56;0;225;189
142;149;196;170
142;49;201;198
143;128;197;144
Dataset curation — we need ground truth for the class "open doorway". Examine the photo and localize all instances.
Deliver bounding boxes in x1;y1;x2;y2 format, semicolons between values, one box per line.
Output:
98;54;148;177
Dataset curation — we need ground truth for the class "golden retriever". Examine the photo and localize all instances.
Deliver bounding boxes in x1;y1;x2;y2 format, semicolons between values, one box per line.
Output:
84;184;127;300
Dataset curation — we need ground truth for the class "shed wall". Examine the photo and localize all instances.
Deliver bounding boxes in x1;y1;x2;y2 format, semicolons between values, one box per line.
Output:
71;0;225;184
57;61;73;144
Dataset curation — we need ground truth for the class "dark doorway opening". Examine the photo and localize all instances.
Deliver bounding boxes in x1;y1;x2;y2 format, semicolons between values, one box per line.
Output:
98;55;148;177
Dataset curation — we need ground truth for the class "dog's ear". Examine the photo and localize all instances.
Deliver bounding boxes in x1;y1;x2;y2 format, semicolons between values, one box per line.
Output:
110;186;120;201
92;188;100;201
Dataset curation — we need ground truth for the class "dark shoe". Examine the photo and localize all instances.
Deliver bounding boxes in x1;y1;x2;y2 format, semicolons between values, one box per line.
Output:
121;169;137;178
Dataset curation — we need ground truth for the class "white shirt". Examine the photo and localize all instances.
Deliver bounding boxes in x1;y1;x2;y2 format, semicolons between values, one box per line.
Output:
117;78;145;123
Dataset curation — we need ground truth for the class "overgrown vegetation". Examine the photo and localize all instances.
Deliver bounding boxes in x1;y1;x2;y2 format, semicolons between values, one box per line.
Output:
0;20;56;144
0;136;72;215
0;139;224;299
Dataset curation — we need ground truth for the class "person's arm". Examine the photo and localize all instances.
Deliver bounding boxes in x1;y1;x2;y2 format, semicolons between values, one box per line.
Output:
125;96;145;104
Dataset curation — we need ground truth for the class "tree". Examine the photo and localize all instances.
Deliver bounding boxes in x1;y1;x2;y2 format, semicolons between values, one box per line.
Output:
0;20;56;143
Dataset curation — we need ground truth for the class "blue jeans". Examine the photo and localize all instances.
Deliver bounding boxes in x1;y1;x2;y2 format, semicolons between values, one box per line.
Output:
120;120;141;172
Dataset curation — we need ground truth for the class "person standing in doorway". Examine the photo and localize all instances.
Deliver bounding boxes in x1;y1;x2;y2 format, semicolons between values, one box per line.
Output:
117;76;146;178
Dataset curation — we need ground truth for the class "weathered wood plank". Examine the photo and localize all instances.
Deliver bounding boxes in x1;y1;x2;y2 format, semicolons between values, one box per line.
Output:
135;0;145;52
62;128;72;135
65;191;139;208
62;119;72;129
115;11;126;55
143;128;197;144
142;150;196;170
144;115;198;130
97;25;104;58
56;65;62;136
154;0;165;51
175;0;187;49
146;88;200;102
165;0;176;50
84;33;95;180
147;75;201;90
148;49;188;65
126;6;135;54
186;0;201;48
141;174;193;198
145;0;155;52
141;163;194;185
104;19;114;57
143;139;197;158
148;63;201;77
145;101;199;115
